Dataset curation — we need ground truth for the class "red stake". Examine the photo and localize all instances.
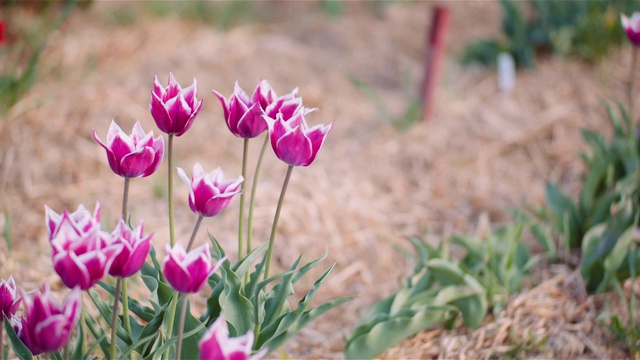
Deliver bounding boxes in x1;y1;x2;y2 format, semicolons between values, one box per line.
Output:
421;5;450;122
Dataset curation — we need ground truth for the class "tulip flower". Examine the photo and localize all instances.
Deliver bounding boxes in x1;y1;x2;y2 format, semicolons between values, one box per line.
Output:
0;20;6;46
17;284;81;356
0;276;20;318
213;80;302;138
198;316;266;360
622;12;640;46
150;73;203;136
264;110;333;167
50;211;121;290
45;202;100;241
177;163;244;217
162;243;224;294
108;219;152;278
93;120;164;178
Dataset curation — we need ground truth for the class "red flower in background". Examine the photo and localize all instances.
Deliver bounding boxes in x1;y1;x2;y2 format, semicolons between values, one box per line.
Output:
0;20;6;45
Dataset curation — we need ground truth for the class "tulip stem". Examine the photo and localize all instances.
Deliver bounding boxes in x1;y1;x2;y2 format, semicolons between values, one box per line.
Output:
238;138;249;259
1;318;4;360
175;296;188;360
186;215;204;252
122;177;130;221
247;134;269;254
168;134;176;247
110;278;122;359
163;292;179;360
264;165;294;279
630;47;638;120
121;277;131;338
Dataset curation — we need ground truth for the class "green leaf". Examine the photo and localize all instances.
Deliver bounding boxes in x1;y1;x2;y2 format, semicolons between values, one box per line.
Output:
343;305;456;360
87;290;131;345
149;315;206;360
84;313;111;360
219;259;255;336
3;315;33;360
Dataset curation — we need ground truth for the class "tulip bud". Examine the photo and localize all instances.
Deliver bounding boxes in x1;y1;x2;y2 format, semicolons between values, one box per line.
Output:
198;316;267;360
162;243;224;294
150;73;203;136
264;110;333;167
18;284;81;356
177;163;243;217
93;120;164;178
0;276;21;318
108;219;152;278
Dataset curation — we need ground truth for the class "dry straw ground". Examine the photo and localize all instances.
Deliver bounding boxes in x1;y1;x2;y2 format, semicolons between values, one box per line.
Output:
0;2;637;359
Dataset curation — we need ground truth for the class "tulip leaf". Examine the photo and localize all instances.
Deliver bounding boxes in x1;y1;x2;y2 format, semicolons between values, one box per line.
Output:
69;311;85;360
84;312;111;360
219;259;255;336
98;281;155;322
258;263;338;347
263;255;302;326
87;290;132;345
232;243;268;278
149;314;205;360
3;315;33;360
135;305;166;357
343;305;456;360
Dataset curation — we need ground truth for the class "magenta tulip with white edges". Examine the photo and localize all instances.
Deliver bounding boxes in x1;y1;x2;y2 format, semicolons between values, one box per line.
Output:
177;163;244;217
0;276;20;318
264;110;333;167
93;120;164;178
108;219;153;278
198;316;267;360
162;243;224;294
150;73;203;136
622;12;640;46
17;284;81;356
45;202;101;241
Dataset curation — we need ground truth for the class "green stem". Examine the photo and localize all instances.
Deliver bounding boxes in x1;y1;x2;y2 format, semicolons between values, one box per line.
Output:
263;165;294;279
163;293;179;360
247;135;269;254
238;138;249;259
121;277;131;338
168;134;176;246
122;177;130;221
630;47;638;120
186;215;204;252
63;341;69;360
110;278;122;359
175;296;188;360
1;318;4;360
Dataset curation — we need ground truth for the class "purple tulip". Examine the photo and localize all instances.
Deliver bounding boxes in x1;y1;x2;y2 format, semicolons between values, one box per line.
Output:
162;243;224;294
50;211;121;290
18;284;81;356
45;202;100;241
150;73;203;136
213;80;301;138
622;13;640;46
0;276;21;318
93;120;164;178
264;109;333;167
198;316;266;360
108;219;152;278
177;163;243;217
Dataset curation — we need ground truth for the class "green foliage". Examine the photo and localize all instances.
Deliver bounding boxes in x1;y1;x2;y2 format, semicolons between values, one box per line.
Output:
539;103;638;252
344;220;538;359
3;315;32;360
204;237;351;352
461;0;638;68
0;1;76;115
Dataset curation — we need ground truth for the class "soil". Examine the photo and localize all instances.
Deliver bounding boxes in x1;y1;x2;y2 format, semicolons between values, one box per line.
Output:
0;2;636;359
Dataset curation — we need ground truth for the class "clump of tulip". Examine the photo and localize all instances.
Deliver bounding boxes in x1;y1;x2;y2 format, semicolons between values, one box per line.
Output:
1;74;346;360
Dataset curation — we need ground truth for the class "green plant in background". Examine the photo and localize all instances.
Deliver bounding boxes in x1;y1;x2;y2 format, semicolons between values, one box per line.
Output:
461;0;638;68
538;104;638;252
344;220;541;359
0;1;77;115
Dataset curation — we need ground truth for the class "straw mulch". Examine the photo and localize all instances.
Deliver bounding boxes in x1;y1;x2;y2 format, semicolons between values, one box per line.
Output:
0;2;636;359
